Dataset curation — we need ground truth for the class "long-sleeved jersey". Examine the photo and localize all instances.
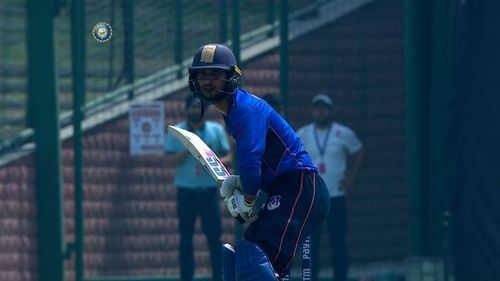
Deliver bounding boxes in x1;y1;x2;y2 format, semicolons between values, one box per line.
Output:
224;88;317;195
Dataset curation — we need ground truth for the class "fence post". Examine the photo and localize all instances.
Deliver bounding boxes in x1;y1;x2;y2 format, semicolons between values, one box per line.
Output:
27;0;65;280
219;0;227;43
123;0;135;99
70;0;86;280
267;0;276;37
175;0;183;78
405;0;430;255
280;0;289;119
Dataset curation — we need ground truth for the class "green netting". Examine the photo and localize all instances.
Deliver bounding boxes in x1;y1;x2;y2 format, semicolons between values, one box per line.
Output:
0;0;27;139
133;0;176;75
0;0;314;151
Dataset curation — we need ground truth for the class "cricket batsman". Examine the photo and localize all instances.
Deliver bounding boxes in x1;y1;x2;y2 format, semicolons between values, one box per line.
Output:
187;43;330;281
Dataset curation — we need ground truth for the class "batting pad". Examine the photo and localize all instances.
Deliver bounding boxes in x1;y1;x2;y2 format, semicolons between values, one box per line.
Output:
222;243;236;281
235;240;277;281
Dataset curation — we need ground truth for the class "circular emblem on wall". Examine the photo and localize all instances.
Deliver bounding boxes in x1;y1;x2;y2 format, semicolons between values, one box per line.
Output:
92;22;113;42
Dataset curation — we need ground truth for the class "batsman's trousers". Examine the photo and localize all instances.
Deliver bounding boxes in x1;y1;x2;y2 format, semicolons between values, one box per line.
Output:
244;171;330;276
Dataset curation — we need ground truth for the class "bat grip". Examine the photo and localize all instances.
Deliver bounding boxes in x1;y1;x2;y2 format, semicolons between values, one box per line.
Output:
235;215;246;224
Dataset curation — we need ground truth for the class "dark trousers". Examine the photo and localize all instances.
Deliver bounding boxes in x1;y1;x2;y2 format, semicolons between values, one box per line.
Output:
312;196;348;281
177;187;222;281
244;171;330;277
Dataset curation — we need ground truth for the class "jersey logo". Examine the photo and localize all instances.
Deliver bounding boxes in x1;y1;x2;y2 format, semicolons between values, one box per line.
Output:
267;195;281;210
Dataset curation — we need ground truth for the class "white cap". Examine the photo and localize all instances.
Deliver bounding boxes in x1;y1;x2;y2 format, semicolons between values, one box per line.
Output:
312;94;333;107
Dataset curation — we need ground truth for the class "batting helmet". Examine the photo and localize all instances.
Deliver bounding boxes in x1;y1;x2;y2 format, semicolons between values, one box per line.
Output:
188;44;242;105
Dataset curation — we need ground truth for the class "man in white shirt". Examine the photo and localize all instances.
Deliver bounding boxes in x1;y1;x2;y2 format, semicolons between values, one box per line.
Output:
297;94;364;281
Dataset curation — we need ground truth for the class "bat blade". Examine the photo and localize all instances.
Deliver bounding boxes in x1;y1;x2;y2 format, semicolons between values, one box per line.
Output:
167;125;230;186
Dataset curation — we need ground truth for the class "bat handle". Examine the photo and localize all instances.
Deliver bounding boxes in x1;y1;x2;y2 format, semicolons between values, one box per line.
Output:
235;215;246;224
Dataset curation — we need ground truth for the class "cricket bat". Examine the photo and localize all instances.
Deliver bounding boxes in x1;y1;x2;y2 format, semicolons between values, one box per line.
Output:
167;126;310;262
167;125;230;186
167;125;248;224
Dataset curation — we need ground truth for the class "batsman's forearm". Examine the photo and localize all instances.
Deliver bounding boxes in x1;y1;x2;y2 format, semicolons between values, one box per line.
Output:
239;171;261;196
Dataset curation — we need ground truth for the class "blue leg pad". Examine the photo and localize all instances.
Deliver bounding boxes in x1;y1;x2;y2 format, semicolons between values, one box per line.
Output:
235;241;277;281
222;244;236;281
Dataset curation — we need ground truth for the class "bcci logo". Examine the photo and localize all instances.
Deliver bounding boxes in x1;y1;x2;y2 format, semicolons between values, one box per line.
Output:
267;195;281;210
92;22;113;42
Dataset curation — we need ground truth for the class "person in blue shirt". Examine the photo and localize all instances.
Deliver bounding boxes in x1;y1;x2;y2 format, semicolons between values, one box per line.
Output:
165;95;232;281
187;43;330;281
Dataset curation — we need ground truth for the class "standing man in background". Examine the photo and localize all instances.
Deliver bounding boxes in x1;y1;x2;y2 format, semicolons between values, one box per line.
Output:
164;95;232;281
297;94;364;281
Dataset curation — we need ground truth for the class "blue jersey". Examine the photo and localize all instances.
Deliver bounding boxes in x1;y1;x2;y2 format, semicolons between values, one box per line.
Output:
224;89;317;195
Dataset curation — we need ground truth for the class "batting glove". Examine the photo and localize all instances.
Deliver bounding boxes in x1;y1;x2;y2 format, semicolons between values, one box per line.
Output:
220;175;242;198
225;189;258;224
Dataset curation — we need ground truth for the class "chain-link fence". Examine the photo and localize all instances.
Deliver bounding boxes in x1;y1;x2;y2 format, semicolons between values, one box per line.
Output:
0;0;27;140
0;0;310;150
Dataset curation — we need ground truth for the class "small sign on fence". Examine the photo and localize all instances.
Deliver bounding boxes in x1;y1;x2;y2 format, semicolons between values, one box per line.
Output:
129;102;165;155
